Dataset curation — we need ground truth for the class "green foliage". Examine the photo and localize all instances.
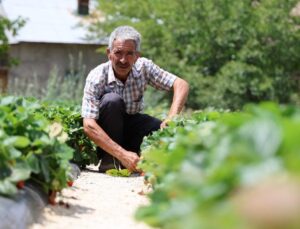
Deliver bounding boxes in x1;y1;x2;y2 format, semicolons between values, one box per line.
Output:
105;169;131;177
90;0;300;109
0;96;73;196
136;103;300;228
0;16;25;66
38;101;98;168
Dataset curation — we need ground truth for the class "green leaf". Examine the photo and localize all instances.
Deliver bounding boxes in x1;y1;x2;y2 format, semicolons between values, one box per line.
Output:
106;169;131;177
238;119;282;158
8;162;31;182
7;147;22;158
0;166;12;180
26;154;40;173
0;96;16;106
0;129;5;138
0;180;18;196
40;159;50;182
3;136;31;148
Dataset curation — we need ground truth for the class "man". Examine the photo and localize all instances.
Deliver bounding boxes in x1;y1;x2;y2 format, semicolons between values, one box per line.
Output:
82;26;189;172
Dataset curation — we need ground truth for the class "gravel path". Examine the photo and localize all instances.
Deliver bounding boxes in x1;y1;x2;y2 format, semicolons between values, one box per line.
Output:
30;165;152;229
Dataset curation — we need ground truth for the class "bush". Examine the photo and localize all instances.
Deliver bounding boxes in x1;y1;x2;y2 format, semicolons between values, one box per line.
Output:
89;0;300;109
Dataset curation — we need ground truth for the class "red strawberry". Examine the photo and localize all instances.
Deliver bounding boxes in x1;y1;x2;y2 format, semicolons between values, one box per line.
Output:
16;181;25;189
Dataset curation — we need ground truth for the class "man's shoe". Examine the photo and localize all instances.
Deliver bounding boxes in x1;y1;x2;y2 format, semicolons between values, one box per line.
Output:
98;162;117;173
98;158;123;173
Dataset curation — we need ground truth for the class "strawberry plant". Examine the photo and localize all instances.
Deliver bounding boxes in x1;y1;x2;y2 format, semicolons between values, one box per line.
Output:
0;96;73;196
136;103;300;228
38;102;98;168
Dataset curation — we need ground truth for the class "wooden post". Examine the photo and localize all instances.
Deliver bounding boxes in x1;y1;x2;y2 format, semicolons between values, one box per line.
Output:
0;67;8;93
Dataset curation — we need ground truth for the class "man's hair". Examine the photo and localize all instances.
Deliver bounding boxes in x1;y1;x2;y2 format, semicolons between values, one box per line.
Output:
108;26;141;52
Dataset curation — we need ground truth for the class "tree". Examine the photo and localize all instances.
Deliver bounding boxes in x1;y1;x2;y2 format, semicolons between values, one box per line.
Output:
87;0;300;110
0;16;25;66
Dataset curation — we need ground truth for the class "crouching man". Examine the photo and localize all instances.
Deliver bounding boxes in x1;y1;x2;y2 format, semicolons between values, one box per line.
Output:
81;25;189;172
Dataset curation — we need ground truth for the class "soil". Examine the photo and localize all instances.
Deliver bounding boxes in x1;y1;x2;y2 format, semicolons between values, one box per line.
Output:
30;165;152;229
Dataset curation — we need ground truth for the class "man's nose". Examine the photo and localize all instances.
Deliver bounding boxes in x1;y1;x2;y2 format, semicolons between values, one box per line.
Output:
120;55;127;63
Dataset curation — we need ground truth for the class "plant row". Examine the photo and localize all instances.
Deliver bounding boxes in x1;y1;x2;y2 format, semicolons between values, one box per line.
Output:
136;102;300;229
0;96;97;197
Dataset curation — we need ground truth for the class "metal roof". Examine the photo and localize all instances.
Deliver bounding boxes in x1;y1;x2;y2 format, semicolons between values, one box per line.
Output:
1;0;106;45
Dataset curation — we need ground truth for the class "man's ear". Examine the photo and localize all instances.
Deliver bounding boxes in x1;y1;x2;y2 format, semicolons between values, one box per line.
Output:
134;51;141;62
106;48;111;60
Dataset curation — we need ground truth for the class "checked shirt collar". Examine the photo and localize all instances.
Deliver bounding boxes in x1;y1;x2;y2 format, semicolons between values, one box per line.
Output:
107;61;139;86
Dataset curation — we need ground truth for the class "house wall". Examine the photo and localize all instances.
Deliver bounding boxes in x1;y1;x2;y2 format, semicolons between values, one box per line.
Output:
8;42;107;92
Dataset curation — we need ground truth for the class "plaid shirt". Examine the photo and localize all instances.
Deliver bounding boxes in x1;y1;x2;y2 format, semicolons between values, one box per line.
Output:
81;57;177;119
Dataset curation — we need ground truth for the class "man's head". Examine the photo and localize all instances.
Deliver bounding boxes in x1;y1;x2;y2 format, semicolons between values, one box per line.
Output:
108;26;141;52
107;26;141;81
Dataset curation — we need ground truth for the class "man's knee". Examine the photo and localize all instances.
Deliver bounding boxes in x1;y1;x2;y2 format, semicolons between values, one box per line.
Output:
142;114;161;134
98;93;125;141
100;93;125;112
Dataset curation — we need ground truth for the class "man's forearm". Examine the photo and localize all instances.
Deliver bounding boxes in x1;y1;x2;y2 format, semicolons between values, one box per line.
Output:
167;77;189;119
83;118;126;161
83;118;141;171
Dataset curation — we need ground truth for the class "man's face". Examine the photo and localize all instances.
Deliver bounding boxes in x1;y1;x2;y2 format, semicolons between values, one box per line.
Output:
107;39;140;81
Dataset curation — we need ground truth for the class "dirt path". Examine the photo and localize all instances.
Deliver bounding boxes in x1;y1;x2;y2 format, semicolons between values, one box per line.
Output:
30;165;152;229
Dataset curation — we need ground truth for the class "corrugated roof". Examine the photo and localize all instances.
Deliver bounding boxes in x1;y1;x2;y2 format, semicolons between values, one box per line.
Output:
1;0;106;45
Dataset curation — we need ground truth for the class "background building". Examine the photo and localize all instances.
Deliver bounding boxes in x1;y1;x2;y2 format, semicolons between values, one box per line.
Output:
0;0;107;94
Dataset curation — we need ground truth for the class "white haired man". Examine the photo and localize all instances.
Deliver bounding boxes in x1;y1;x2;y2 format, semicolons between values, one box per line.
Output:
82;25;189;172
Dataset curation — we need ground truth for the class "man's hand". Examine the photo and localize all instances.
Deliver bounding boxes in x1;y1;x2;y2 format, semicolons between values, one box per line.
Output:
160;118;171;129
83;118;141;172
119;151;141;172
164;78;189;127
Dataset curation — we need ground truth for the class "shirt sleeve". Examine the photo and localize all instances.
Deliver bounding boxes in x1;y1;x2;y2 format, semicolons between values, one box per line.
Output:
144;59;177;91
81;67;105;119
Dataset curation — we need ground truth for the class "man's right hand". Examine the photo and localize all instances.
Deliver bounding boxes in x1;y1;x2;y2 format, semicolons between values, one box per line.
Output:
83;118;141;172
119;151;141;172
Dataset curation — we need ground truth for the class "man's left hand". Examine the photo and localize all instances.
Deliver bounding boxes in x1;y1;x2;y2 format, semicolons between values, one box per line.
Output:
160;118;171;129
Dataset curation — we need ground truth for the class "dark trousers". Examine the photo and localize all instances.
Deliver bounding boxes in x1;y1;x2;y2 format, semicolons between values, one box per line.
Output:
97;93;161;165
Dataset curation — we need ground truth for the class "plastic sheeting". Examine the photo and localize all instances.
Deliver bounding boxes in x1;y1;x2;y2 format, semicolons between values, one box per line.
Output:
0;163;81;229
0;184;47;229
